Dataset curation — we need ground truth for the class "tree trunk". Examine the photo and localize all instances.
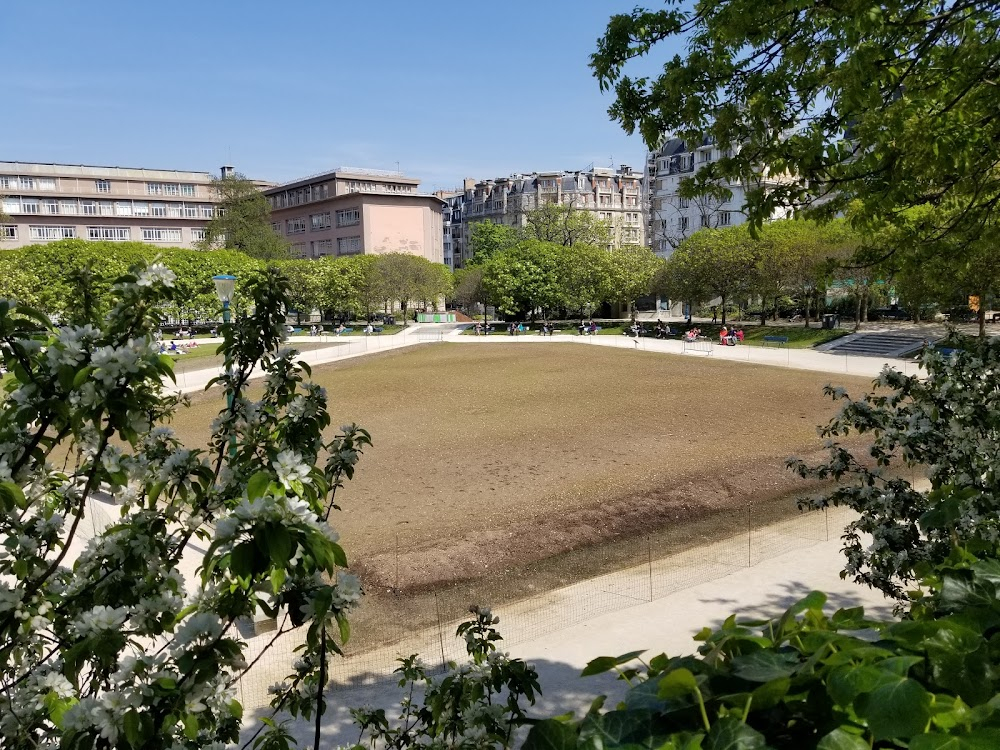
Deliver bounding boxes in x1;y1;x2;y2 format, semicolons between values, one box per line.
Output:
720;294;727;326
861;291;870;323
804;294;812;327
853;295;862;331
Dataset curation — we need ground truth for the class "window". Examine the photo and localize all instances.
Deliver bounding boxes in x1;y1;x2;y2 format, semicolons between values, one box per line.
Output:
29;226;76;240
1;225;15;240
88;226;131;241
286;217;306;234
491;200;503;211
141;227;183;243
335;208;360;227
17;177;35;190
190;228;207;242
311;239;333;256
183;205;198;218
678;217;689;231
180;184;196;197
80;201;97;215
678;197;690;209
310;212;331;231
166;204;182;218
699;150;711;163
150;203;166;217
60;200;78;215
146;182;180;196
37;178;56;191
290;242;307;257
700;214;710;228
99;201;114;216
20;199;39;214
2;198;18;213
41;200;58;214
271;222;282;234
200;205;214;219
337;236;362;255
95;180;111;193
115;201;133;216
719;212;732;226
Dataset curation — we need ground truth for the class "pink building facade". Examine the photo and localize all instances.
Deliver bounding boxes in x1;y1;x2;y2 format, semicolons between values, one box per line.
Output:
264;168;445;263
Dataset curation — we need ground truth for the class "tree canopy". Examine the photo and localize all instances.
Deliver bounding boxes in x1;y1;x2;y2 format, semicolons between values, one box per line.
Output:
200;172;290;260
592;2;1000;247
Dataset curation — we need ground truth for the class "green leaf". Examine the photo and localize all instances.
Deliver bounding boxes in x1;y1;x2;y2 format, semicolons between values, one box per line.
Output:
704;716;767;749
817;728;868;750
731;651;798;682
658;668;698;699
267;525;292;566
911;730;1000;749
247;471;271;500
582;651;645;677
0;482;27;511
750;677;790;709
827;665;899;706
183;713;199;741
123;710;141;747
523;719;578;750
856;678;932;741
230;542;256;581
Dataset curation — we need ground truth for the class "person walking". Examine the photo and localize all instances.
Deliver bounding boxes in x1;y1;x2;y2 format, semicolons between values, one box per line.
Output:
711;306;718;324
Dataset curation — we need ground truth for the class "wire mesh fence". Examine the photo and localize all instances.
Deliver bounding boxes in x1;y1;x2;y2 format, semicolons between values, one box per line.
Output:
233;501;855;715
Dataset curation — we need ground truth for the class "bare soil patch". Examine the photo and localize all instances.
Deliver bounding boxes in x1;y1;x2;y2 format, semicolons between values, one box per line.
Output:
173;343;872;600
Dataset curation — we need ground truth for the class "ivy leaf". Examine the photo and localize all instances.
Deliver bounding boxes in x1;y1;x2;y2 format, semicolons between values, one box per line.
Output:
658;668;698;699
817;728;868;750
523;719;578;750
582;651;646;677
856;678;932;741
704;716;767;749
910;730;1000;749
731;650;799;682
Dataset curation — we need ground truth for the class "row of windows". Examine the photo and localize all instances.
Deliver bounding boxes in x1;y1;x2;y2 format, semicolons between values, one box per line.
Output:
286;218;307;234
270;184;331;209
673;212;732;231
1;176;201;196
1;197;214;218
10;225;207;242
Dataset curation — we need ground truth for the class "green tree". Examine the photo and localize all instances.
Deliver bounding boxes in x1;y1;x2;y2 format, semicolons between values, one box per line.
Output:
481;240;563;320
605;244;660;320
668;227;756;325
591;2;1000;247
346;255;385;322
553;244;613;323
524;202;612;247
280;259;327;324
468;221;520;265
377;253;444;324
200;172;290;260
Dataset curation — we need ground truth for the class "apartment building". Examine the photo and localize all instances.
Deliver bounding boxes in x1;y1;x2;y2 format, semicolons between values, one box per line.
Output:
0;162;225;249
646;136;789;258
445;167;645;269
265;168;445;262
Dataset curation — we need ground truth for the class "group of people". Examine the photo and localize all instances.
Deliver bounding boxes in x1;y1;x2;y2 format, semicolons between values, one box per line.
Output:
684;327;704;341
159;339;199;355
578;321;600;335
507;322;527;336
719;325;745;345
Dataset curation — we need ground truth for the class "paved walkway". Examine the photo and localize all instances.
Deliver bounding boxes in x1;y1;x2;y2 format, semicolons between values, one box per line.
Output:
171;323;921;395
265;507;893;748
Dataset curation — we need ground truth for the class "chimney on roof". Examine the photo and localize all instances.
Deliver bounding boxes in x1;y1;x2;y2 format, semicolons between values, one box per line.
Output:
220;165;235;179
463;178;476;191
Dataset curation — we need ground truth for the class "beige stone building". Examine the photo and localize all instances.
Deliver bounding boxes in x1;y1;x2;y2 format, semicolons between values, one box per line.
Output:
447;166;645;269
0;162;226;249
264;168;445;262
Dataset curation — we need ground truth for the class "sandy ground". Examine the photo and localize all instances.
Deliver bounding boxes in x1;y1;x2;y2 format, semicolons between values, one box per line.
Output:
172;344;872;602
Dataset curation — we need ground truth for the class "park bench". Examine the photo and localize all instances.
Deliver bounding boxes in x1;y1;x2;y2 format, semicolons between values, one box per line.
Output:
682;338;713;355
763;336;789;347
579;325;602;335
335;327;354;336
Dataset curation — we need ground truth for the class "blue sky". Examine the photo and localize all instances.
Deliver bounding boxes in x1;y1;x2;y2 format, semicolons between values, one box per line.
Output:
3;1;684;192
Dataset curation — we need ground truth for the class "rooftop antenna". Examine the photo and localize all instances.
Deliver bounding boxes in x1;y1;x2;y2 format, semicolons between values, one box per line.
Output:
395;161;400;174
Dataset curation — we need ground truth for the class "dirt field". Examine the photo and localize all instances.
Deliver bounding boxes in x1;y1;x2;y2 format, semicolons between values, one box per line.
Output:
173;343;874;596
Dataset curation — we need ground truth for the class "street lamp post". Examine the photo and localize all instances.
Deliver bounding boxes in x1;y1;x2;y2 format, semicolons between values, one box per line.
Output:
213;275;237;458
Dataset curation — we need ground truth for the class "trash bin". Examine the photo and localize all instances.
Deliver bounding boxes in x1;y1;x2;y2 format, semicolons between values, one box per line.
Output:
822;313;836;329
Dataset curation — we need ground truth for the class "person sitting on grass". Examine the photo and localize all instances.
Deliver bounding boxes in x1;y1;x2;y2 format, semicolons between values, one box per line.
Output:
473;322;482;335
589;321;598;335
336;323;347;335
736;327;745;342
719;325;729;344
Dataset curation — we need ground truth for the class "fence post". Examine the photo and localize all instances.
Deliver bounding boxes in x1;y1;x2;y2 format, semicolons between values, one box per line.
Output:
647;535;654;602
434;592;447;672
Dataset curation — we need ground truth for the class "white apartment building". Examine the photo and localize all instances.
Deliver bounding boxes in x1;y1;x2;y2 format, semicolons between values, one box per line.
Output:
646;136;788;258
0;162;226;249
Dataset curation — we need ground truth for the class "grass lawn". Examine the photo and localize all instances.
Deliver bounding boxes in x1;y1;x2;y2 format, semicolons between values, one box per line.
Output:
164;341;341;376
694;324;850;349
172;344;871;592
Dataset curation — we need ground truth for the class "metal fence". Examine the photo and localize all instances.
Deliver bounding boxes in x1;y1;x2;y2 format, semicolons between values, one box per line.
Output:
232;501;854;715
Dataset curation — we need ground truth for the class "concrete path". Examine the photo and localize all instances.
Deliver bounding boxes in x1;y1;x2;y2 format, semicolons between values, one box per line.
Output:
259;507;892;749
170;323;922;396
